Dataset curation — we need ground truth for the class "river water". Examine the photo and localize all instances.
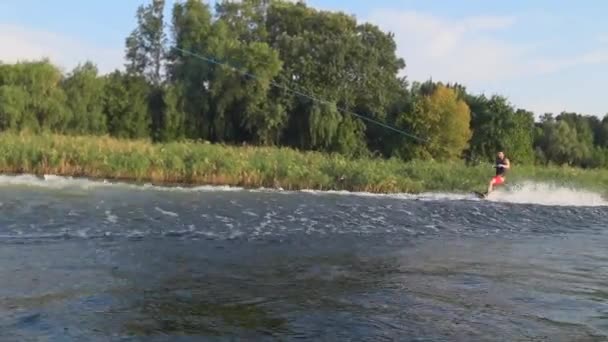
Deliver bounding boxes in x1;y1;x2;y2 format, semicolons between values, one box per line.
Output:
0;175;607;341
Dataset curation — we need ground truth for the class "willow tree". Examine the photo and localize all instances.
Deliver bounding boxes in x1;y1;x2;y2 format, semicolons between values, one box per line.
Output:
0;85;26;131
539;120;588;166
263;1;404;155
168;0;282;144
0;60;67;133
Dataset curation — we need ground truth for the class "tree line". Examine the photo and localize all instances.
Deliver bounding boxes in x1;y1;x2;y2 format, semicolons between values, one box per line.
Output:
1;0;607;168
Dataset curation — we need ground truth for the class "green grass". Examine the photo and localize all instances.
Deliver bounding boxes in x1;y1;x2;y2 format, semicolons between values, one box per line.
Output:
0;132;606;194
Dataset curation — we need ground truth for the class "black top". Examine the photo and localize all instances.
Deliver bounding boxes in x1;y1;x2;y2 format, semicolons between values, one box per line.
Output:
495;157;507;176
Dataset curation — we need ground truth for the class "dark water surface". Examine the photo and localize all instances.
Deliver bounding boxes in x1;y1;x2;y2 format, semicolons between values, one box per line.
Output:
0;177;607;341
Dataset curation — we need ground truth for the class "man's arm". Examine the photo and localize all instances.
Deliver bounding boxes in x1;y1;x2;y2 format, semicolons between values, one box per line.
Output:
503;158;510;169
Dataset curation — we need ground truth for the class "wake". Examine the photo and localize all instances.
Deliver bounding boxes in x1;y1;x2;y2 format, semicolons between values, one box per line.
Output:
304;185;608;207
0;174;243;192
486;181;608;207
0;174;605;207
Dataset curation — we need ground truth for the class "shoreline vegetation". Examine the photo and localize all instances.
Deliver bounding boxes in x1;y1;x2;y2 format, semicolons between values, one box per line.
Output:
2;0;608;194
0;133;607;195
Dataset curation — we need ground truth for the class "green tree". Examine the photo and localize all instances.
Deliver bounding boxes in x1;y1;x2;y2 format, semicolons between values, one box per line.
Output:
102;71;151;139
264;1;404;155
371;78;413;158
0;60;68;132
0;85;27;131
556;112;594;147
599;114;608;148
206;35;283;143
167;0;214;140
215;0;269;43
125;0;170;142
61;62;106;135
125;0;167;86
466;95;534;164
168;0;283;144
402;84;472;160
157;84;186;141
505;109;535;164
540;120;588;165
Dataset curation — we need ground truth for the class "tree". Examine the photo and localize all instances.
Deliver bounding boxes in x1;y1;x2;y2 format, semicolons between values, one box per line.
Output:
215;0;269;43
401;84;472;160
125;0;167;86
125;0;170;142
167;0;214;140
264;1;405;155
505;109;535;164
157;84;186;142
556;112;594;149
371;78;413;158
61;62;106;135
0;85;27;131
465;95;534;164
539;120;588;166
102;71;151;139
0;60;68;133
599;114;608;148
168;0;283;144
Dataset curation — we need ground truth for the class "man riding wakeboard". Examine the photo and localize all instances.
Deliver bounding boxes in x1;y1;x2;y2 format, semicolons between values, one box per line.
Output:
486;151;510;196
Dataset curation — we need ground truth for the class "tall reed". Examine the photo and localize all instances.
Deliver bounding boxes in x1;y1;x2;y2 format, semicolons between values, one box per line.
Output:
0;132;605;194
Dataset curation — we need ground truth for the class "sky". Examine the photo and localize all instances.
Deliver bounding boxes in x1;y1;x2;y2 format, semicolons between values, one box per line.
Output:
1;0;607;118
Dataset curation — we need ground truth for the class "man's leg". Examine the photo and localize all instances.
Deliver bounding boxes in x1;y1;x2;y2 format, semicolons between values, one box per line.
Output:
487;176;503;194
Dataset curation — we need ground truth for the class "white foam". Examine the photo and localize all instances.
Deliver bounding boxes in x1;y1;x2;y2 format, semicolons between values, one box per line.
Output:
0;174;469;202
243;210;259;217
300;188;472;202
0;174;604;207
155;207;179;217
105;210;118;224
299;183;608;207
0;174;244;193
487;182;608;207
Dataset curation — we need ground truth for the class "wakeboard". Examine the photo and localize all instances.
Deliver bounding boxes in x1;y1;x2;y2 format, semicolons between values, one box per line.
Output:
472;191;487;199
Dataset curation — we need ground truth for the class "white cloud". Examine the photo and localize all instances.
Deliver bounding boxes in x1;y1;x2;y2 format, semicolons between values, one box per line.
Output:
598;33;608;44
461;15;516;31
364;9;608;117
366;10;530;84
366;10;608;85
0;24;124;75
530;50;608;74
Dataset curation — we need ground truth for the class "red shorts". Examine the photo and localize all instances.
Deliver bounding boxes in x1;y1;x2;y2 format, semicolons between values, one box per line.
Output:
490;176;505;186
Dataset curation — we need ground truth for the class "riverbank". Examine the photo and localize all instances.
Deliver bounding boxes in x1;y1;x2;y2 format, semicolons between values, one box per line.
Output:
0;133;606;194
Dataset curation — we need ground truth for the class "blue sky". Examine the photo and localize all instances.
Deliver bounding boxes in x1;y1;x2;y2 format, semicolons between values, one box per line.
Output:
1;0;607;118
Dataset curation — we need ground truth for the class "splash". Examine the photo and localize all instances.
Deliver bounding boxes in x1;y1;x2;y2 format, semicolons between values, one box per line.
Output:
300;183;608;207
300;189;471;201
0;174;469;201
486;182;608;207
0;174;243;192
0;174;604;207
